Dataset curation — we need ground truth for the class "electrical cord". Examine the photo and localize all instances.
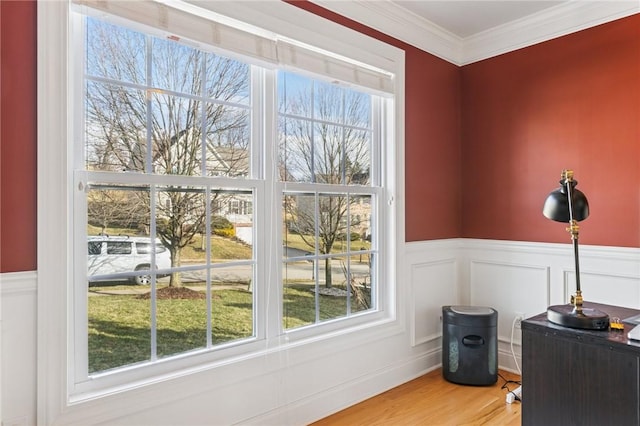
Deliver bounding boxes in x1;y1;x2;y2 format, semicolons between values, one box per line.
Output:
502;316;523;404
498;372;522;403
510;316;522;375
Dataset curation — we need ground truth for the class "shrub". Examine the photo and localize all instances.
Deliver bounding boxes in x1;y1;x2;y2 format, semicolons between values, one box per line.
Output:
214;227;235;238
212;215;235;238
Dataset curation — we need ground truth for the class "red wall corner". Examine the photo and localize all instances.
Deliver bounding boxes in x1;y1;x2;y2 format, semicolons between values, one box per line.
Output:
460;15;640;247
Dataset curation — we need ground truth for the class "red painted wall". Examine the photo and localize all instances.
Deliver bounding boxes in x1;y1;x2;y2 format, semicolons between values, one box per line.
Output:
0;1;37;272
461;15;640;246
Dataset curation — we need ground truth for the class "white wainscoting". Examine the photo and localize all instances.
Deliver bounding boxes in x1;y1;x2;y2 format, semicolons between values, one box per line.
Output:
406;239;461;348
2;239;639;424
406;239;640;374
1;271;38;426
463;239;640;372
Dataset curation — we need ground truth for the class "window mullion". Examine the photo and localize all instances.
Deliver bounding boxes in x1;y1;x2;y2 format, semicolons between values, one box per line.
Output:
206;186;213;348
371;98;382;187
145;34;159;362
346;194;352;315
314;192;320;324
260;68;282;339
200;55;213;349
145;35;154;175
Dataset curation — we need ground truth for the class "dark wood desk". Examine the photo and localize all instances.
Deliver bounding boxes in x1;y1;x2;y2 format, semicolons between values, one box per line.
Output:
522;302;640;426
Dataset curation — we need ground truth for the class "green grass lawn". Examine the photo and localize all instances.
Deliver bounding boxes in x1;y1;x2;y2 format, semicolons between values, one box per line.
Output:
86;226;372;373
88;285;369;373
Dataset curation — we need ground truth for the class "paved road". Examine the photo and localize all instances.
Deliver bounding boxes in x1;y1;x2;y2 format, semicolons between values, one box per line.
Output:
179;258;370;284
88;258;370;293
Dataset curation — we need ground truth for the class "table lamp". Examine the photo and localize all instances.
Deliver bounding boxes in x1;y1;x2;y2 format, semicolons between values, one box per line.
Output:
542;169;609;330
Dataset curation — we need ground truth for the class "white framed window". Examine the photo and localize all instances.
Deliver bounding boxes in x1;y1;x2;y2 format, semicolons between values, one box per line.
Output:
75;15;261;382
38;1;404;421
279;72;381;329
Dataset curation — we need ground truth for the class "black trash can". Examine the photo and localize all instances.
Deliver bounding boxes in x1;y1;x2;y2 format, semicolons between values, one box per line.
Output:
442;305;498;385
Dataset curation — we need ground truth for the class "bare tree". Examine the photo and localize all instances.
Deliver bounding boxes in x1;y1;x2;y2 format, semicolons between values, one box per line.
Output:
85;19;249;287
87;188;148;235
281;81;370;288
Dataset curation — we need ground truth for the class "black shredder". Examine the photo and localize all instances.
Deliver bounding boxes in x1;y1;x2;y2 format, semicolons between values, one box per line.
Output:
442;305;498;385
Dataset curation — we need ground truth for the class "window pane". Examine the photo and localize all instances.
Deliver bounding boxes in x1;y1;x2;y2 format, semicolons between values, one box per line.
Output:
351;255;372;313
87;185;151;279
313;124;343;184
152;38;203;96
279;117;313;182
212;274;254;344
278;72;312;118
283;193;318;254
283;260;316;330
88;294;151;373
345;129;371;186
207;55;250;105
345;89;371;128
313;82;372;127
210;190;254;262
87;185;157;373
156;269;208;359
318;194;348;255
205;106;250;177
278;71;372;185
313;124;371;186
313;82;343;123
86;18;146;85
317;256;349;321
351;195;372;242
151;92;204;176
85;82;147;172
156;186;206;275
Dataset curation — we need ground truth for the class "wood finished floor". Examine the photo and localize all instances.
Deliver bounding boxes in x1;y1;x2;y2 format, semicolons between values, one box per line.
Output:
310;369;521;426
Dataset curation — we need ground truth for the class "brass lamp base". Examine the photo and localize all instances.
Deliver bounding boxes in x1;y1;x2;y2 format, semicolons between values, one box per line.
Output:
547;304;610;330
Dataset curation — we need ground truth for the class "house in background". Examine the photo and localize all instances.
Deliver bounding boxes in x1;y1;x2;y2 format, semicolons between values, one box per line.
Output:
2;1;639;424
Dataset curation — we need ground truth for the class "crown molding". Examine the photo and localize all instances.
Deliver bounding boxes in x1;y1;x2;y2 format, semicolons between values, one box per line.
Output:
310;0;463;64
310;1;640;66
462;1;640;65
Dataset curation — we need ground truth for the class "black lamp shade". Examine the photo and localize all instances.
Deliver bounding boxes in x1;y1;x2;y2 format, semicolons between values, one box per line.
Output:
542;180;589;223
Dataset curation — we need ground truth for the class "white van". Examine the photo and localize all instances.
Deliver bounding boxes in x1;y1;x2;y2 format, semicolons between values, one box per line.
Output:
88;236;172;285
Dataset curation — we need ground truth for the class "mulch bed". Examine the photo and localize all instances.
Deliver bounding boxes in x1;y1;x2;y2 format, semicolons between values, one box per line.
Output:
137;286;206;300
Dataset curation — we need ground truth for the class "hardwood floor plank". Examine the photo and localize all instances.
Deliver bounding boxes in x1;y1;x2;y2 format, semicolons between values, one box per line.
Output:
311;369;521;425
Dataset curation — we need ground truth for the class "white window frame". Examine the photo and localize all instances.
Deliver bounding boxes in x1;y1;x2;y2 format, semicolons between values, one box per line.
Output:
71;14;265;386
37;1;405;423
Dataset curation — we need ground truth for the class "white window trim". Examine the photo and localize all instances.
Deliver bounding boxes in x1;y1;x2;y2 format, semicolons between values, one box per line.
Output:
37;1;405;424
